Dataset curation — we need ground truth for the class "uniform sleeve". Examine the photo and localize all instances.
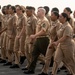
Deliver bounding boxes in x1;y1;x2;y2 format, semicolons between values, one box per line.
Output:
13;16;17;25
12;16;17;36
41;21;49;32
63;26;72;37
32;18;37;34
22;16;27;27
70;18;74;28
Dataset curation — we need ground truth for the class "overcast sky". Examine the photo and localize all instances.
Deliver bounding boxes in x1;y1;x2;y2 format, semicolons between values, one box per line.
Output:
0;0;75;14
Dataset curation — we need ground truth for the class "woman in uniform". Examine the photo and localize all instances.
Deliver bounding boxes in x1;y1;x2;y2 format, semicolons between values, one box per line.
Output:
51;13;75;75
63;7;74;28
10;5;27;68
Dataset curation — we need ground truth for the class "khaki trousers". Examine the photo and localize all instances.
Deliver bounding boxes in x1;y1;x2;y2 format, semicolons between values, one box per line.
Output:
14;35;25;64
52;43;75;75
6;36;15;62
42;43;56;73
0;32;7;60
25;36;34;68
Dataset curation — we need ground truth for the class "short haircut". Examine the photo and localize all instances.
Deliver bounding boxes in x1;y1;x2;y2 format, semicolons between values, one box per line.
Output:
44;6;50;15
53;11;59;19
51;7;59;13
7;4;11;9
11;6;16;13
26;6;34;10
38;7;46;15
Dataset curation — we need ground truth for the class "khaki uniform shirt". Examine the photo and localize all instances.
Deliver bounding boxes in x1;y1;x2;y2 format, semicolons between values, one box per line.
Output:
0;13;2;22
7;14;17;37
57;22;73;45
16;14;27;36
45;14;51;24
2;14;10;29
36;17;50;38
69;17;74;28
26;15;37;36
49;20;61;42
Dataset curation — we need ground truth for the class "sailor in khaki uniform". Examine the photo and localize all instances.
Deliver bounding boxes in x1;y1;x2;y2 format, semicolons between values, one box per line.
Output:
22;6;37;69
10;5;27;68
60;7;75;70
39;11;61;75
3;6;17;66
63;7;74;28
0;6;9;63
24;7;49;74
38;6;51;64
51;13;75;75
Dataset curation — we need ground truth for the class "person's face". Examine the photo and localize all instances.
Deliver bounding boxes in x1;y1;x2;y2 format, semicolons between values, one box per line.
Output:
59;14;65;23
8;6;13;14
26;9;32;17
73;11;75;18
4;7;8;14
37;8;42;18
63;9;68;14
16;6;22;15
63;8;70;15
51;12;57;21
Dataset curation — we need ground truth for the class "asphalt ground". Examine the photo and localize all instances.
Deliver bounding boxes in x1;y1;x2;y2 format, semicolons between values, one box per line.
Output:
0;60;68;75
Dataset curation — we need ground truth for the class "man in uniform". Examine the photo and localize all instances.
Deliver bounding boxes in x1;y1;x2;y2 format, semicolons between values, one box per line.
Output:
38;11;60;75
24;7;49;74
22;6;37;70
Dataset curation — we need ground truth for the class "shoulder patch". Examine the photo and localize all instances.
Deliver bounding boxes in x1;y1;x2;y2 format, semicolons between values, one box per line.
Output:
42;23;46;27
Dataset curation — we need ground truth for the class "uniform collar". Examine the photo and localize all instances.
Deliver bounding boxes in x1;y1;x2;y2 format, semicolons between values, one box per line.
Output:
18;14;23;19
61;22;68;28
52;20;59;24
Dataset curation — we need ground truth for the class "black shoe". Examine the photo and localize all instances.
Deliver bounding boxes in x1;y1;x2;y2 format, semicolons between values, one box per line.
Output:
10;64;19;68
0;60;6;63
6;57;8;59
21;67;28;70
60;66;66;70
23;70;34;74
38;72;48;75
0;58;2;61
20;56;26;64
3;62;12;66
40;62;45;65
49;57;53;67
57;68;61;73
64;69;68;73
